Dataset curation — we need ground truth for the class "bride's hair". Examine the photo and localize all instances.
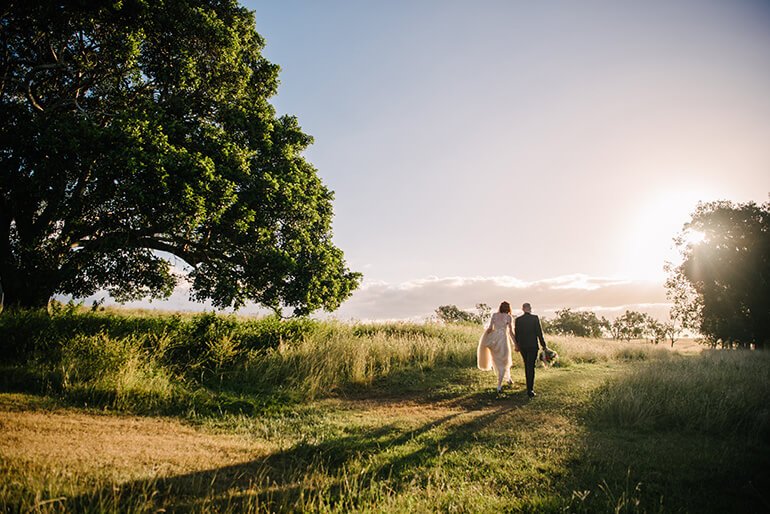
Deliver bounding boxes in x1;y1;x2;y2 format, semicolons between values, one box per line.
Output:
499;301;511;314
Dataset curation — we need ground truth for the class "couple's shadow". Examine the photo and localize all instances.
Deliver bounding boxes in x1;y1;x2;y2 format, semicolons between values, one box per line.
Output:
67;393;530;511
440;386;532;410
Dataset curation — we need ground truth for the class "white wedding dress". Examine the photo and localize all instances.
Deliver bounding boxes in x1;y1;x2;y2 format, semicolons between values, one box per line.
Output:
477;312;513;389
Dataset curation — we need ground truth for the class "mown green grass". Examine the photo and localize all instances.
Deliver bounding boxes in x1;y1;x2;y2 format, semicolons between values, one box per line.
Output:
1;310;768;513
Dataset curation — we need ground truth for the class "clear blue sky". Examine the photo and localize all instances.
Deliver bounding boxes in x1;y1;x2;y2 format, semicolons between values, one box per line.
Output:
91;1;770;319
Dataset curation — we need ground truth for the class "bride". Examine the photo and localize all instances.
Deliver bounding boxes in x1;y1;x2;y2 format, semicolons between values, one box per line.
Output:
477;301;516;392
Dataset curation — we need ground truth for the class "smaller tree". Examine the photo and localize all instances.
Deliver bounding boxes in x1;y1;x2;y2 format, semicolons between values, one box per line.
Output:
600;316;614;338
663;321;681;348
645;317;667;345
608;317;625;341
435;305;481;324
476;303;492;321
549;308;604;338
608;310;649;341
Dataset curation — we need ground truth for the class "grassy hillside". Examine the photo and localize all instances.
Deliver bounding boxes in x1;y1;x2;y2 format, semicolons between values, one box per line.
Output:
1;309;768;512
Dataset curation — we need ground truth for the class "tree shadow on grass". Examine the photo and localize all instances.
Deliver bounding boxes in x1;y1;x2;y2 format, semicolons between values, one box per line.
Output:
340;365;530;412
549;366;770;514
558;416;770;513
64;396;530;512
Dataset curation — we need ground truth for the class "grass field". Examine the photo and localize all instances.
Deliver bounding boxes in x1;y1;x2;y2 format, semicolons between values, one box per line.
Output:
1;310;768;513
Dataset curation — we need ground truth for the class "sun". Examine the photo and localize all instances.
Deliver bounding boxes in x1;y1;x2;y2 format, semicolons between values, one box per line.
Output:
623;191;706;282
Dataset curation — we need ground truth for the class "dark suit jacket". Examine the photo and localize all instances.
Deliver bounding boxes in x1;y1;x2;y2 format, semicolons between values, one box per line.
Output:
514;312;546;350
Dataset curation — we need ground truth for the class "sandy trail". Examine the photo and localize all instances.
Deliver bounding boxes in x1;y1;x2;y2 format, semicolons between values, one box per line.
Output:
0;395;265;482
0;394;474;478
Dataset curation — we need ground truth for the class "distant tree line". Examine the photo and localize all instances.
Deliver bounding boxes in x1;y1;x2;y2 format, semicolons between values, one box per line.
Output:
541;308;679;345
435;304;680;346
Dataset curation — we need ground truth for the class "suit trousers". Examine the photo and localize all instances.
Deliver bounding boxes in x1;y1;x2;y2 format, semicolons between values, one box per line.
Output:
520;347;539;393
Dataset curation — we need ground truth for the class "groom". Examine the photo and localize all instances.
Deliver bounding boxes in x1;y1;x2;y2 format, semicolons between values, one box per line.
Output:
513;302;548;398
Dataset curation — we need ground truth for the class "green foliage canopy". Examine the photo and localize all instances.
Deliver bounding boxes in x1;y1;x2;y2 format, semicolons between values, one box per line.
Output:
0;0;360;314
666;201;769;348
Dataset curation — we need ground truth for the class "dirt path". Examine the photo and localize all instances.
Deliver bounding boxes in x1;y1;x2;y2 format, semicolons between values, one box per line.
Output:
0;392;485;479
0;394;266;482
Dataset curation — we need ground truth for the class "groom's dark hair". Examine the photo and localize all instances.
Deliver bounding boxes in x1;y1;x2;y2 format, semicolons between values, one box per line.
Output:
522;303;532;311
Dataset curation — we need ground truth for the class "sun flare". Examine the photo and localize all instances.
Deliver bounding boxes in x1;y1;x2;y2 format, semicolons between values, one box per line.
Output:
682;229;705;246
624;191;708;282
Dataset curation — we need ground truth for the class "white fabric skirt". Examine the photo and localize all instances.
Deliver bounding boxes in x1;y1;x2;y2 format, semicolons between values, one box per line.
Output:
477;328;513;375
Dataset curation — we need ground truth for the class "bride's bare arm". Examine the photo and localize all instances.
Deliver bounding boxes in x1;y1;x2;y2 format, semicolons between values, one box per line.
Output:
509;319;520;351
485;314;494;334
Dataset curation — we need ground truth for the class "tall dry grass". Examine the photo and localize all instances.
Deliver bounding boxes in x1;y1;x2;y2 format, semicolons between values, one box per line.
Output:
240;322;477;399
1;311;483;413
592;349;770;438
545;335;674;365
0;462;159;514
1;308;685;415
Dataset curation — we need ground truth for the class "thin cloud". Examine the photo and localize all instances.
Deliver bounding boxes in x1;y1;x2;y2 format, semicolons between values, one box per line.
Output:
332;274;668;321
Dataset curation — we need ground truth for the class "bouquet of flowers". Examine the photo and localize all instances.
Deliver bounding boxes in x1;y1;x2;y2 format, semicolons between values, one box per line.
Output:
539;347;559;367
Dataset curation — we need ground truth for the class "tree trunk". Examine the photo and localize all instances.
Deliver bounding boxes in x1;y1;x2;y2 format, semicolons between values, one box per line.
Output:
0;260;55;312
0;278;53;311
0;212;56;311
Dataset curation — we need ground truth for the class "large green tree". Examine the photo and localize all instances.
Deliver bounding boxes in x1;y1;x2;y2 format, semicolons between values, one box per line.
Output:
0;0;361;314
665;201;770;348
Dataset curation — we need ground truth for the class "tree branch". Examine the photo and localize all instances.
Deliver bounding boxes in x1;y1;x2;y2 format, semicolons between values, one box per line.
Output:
67;229;222;269
25;62;67;112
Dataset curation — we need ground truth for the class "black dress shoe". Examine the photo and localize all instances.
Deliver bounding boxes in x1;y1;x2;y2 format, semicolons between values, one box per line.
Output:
527;390;536;398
